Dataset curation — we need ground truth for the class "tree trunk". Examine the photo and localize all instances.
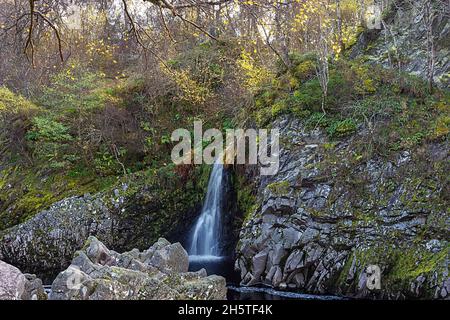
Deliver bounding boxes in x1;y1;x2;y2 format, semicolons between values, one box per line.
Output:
424;0;435;93
336;0;344;53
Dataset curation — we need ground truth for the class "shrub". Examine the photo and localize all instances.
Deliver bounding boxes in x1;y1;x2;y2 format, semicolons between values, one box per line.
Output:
171;41;227;91
429;115;450;141
293;59;316;83
38;67;111;115
271;99;289;117
291;80;323;111
94;146;126;176
24;115;74;169
0;87;38;113
26;116;72;142
290;72;346;113
0;87;40;162
238;50;273;93
327;118;357;137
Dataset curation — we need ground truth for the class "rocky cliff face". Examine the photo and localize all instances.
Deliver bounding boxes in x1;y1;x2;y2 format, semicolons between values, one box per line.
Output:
350;0;449;87
235;116;449;299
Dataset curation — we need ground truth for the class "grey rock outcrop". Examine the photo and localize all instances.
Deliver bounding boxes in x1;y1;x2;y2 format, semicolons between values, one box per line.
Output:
0;173;204;279
0;195;112;280
50;237;227;300
235;116;449;299
0;260;46;300
350;0;449;87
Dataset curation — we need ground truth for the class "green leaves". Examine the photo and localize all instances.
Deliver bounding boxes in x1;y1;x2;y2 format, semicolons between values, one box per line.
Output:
26;116;72;142
327;118;357;137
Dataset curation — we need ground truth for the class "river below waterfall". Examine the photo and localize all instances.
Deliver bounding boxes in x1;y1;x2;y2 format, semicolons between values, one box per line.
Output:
189;256;344;301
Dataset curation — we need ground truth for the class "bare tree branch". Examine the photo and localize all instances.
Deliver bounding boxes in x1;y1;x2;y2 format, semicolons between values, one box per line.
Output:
23;0;65;66
24;0;35;66
122;0;173;71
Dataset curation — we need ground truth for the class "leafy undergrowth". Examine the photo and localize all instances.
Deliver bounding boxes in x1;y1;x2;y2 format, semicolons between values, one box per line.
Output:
247;54;449;159
0;43;235;230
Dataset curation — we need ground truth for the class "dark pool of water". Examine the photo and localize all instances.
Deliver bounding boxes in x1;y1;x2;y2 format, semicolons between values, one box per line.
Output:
188;255;344;301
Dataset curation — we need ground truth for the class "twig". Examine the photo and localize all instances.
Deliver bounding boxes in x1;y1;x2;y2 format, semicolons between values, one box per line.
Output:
34;11;64;62
121;0;173;71
155;0;220;41
159;6;176;43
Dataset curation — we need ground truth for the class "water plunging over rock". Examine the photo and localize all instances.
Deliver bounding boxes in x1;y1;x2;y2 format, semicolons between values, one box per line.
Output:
189;163;224;258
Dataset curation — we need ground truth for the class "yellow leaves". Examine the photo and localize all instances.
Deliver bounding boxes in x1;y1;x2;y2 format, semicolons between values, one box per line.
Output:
431;115;450;140
0;87;40;114
341;0;359;12
163;68;212;105
331;41;342;58
434;100;449;113
237;50;272;93
351;64;378;94
85;38;117;65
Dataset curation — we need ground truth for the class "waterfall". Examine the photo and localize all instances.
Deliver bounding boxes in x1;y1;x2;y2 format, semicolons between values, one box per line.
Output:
189;163;224;258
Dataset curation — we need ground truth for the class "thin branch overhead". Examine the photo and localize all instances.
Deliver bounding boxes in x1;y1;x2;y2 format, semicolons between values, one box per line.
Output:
24;0;65;66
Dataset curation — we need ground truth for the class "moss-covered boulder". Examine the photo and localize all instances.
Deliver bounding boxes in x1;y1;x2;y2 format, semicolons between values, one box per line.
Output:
0;165;210;280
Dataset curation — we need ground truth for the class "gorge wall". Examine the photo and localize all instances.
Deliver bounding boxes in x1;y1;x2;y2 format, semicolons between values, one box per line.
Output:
350;0;449;87
235;116;448;299
234;1;449;299
0;165;210;280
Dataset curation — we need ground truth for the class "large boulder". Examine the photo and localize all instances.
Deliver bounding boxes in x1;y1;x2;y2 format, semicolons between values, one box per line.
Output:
0;165;208;279
0;260;46;300
49;237;227;300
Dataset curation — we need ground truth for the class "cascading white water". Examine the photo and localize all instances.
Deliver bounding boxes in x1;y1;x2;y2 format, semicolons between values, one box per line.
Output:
189;163;224;259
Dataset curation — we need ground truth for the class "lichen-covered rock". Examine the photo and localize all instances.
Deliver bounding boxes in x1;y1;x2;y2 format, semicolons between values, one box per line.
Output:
49;236;227;300
236;116;449;299
0;260;46;300
148;242;189;274
0;195;113;280
0;260;27;300
350;0;449;87
0;165;208;279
